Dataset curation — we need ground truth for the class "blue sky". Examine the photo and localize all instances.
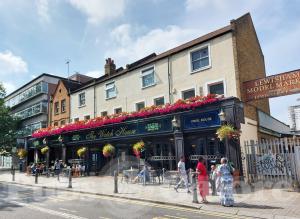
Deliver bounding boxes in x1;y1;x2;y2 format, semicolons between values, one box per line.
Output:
0;0;299;125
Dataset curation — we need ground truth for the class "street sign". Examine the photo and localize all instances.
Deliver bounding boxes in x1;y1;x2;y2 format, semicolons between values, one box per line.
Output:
243;69;300;101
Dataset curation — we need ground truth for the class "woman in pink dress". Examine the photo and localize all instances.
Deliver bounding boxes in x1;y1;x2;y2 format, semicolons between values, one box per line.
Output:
196;156;209;203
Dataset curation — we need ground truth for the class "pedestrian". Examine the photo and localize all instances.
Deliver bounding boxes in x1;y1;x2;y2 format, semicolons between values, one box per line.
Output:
196;156;209;203
217;157;234;207
54;159;61;178
174;156;191;193
209;165;217;196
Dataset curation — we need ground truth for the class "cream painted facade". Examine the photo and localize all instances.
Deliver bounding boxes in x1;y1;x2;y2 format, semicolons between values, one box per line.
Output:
70;86;95;121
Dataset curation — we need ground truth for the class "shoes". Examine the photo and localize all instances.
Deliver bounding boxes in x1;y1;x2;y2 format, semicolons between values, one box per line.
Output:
174;187;178;192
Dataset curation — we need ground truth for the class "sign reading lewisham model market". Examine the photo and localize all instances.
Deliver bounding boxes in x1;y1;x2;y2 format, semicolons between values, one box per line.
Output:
243;69;300;101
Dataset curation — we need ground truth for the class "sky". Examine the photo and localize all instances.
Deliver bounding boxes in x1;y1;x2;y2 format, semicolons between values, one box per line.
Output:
0;0;299;125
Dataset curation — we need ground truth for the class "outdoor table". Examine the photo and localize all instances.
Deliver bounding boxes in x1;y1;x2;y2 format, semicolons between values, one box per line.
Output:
123;169;139;182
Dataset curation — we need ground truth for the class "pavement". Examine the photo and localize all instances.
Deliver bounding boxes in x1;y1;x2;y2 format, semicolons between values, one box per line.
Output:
1;171;300;219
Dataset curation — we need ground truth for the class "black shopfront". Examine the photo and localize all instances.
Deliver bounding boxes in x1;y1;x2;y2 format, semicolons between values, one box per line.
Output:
32;97;244;175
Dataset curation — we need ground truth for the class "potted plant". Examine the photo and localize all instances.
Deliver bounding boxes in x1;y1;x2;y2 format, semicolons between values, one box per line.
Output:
40;146;49;155
216;124;241;141
17;149;27;159
77;147;87;158
133;140;145;158
102;144;115;158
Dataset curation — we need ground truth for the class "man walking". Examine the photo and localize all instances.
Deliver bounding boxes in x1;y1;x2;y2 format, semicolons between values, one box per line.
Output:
174;156;191;193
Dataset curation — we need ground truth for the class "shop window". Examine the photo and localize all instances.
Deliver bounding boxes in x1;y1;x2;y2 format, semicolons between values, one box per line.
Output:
60;120;65;126
114;107;122;114
208;82;224;95
61;99;66;113
84;115;90;121
136;102;145;112
101;111;108;117
190;46;210;72
78;92;85;107
54;102;59;115
182;89;195;100
141;66;155;88
154;97;165;106
105;82;116;99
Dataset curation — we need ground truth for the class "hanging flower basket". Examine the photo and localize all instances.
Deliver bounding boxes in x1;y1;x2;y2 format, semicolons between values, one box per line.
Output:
103;144;115;158
77;147;87;157
216;124;241;141
40;146;49;155
133;141;145;158
17;149;27;159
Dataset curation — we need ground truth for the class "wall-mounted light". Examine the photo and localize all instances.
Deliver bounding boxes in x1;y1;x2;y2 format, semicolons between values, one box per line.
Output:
172;116;180;129
218;109;226;122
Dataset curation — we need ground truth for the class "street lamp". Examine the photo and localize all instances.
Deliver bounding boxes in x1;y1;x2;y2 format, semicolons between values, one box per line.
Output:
218;108;229;159
218;109;226;122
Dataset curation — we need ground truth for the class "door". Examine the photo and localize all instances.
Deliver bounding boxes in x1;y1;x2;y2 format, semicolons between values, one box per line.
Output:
90;151;101;174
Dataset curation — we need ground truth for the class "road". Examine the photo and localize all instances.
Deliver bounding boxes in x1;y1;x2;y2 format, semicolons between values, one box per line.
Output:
0;183;245;219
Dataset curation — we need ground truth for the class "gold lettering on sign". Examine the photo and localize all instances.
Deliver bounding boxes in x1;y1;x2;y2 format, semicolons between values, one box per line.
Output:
243;70;300;101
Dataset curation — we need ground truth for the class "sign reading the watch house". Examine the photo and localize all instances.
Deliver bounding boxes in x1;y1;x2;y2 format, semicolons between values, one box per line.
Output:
244;69;300;101
68;118;172;142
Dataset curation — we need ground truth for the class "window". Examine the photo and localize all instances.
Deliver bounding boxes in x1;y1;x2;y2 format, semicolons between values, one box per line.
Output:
101;111;108;117
74;118;79;122
105;82;116;99
84;115;90;121
54;122;58;126
190;46;210;72
154;97;165;106
61;99;66;113
79;93;85;107
54;102;59;114
141;67;155;88
182;89;195;100
114;107;122;114
136;102;145;111
60;120;65;126
208;82;224;95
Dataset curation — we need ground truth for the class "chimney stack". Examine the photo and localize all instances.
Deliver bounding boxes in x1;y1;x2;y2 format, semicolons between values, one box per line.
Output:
104;58;116;76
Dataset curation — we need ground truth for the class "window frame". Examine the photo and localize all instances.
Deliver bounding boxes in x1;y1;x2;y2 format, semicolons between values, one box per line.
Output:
140;65;156;89
84;115;91;121
189;44;211;74
153;96;165;106
78;92;86;107
205;79;226;96
105;81;117;100
135;101;146;112
181;88;196;100
54;101;59;115
101;111;108;117
61;99;66;113
114;107;122;114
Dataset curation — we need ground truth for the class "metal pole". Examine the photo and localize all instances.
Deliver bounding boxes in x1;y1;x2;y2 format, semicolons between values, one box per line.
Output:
35;170;38;184
11;165;15;181
192;173;198;203
68;169;72;188
143;167;146;186
114;170;118;193
57;169;60;181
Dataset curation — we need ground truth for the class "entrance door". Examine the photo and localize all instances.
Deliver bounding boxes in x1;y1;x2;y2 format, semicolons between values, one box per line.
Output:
90;151;101;175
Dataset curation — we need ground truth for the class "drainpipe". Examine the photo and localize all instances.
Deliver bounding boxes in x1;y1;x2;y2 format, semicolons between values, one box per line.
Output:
167;56;173;104
93;80;96;118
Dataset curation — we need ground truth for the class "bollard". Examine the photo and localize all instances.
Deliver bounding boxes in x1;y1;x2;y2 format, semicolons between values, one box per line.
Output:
162;168;165;184
192;173;199;203
143;169;146;186
114;170;118;193
68;169;72;188
11;166;15;181
35;171;38;184
57;170;60;181
46;168;50;178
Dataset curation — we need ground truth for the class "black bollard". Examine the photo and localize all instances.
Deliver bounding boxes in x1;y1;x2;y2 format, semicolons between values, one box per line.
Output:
57;170;60;181
114;171;118;193
68;169;72;188
35;171;38;184
11;166;15;181
192;173;199;203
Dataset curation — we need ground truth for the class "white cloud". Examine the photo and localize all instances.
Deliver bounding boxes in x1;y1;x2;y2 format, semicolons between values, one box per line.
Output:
85;70;103;78
36;0;50;23
2;82;16;95
67;0;126;24
0;50;28;76
106;24;200;65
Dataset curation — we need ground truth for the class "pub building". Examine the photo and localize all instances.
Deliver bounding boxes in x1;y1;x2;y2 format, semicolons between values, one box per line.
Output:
29;97;244;175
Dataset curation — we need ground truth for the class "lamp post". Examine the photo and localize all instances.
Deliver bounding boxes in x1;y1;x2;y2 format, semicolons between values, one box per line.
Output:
218;109;229;159
172;116;184;163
